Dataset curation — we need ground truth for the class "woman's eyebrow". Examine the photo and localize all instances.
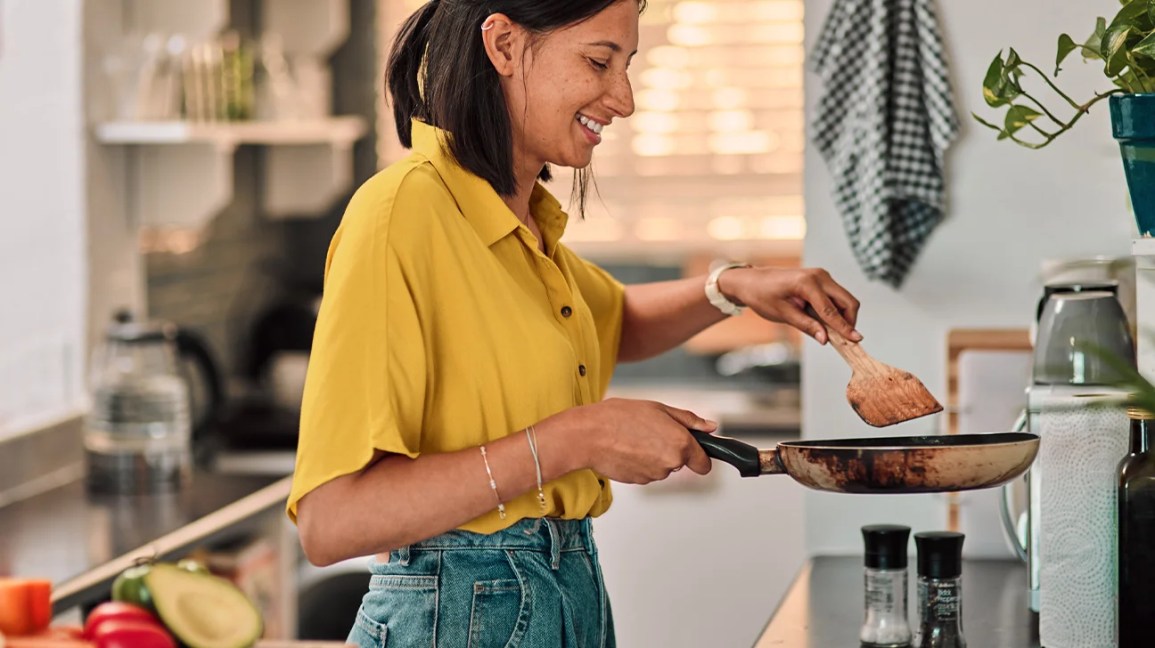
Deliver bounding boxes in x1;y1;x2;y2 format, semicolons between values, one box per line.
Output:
585;40;638;56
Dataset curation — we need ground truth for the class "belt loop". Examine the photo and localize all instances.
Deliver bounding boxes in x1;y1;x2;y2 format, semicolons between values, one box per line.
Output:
545;519;561;570
583;517;596;556
397;545;411;567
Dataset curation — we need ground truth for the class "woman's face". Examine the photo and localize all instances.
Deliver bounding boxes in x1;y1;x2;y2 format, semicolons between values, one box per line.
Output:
495;1;639;174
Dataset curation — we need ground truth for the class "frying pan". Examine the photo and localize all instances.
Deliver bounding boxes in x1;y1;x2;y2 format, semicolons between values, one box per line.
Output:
691;431;1039;494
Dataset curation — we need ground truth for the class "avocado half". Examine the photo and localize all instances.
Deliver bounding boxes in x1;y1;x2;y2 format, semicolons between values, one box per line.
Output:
144;563;263;648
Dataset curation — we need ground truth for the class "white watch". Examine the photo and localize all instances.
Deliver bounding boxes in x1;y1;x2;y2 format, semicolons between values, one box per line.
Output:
705;263;750;317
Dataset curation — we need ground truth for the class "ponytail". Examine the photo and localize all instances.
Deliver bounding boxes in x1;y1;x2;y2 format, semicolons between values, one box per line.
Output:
386;1;439;148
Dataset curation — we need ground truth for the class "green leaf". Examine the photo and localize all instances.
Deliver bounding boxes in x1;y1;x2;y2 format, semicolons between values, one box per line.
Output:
1133;30;1155;58
1116;69;1142;91
1056;34;1078;74
982;55;1004;106
1079;340;1155;412
1004;104;1043;135
1085;17;1108;60
1104;22;1132;61
1109;0;1150;31
1149;0;1155;26
1104;23;1133;75
982;54;1021;107
1006;48;1023;68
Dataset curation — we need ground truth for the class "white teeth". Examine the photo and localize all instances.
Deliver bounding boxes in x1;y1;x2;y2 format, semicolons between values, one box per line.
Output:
577;114;604;135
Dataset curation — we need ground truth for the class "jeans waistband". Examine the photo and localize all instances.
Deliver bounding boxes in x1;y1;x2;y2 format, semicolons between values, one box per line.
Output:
383;517;596;572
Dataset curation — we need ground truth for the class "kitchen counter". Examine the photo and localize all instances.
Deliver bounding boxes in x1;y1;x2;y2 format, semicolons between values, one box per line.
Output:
0;469;291;612
756;556;1039;647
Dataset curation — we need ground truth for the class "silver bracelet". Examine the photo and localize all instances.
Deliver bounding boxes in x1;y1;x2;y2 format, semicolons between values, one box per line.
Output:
525;425;547;511
479;445;506;519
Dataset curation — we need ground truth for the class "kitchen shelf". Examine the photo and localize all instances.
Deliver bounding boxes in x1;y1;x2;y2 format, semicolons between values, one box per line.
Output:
89;0;365;229
95;116;368;148
96;116;368;227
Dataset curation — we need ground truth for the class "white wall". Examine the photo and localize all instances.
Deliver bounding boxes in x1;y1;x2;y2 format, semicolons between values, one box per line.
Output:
0;0;88;438
802;0;1134;554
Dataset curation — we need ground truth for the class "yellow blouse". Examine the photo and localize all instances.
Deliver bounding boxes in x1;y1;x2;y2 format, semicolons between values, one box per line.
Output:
287;121;625;533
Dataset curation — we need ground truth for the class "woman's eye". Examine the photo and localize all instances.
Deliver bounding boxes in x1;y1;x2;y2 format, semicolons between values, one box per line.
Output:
588;58;609;71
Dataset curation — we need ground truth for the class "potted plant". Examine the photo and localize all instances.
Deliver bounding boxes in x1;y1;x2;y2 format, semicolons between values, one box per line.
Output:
975;0;1155;235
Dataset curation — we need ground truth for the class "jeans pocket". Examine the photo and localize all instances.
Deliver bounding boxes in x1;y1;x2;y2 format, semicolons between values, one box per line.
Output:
349;609;388;648
360;574;438;647
467;578;525;648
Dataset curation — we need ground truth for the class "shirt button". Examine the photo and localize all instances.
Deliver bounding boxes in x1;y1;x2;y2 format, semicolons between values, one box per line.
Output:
561;305;573;318
578;364;587;377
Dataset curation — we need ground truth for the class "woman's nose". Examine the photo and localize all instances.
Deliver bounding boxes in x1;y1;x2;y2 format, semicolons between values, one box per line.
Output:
606;72;635;118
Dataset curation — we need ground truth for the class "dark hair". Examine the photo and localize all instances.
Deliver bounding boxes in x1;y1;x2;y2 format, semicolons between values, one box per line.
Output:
386;0;645;216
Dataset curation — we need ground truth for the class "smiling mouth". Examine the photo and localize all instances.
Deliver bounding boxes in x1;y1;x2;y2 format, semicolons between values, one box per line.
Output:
576;113;605;136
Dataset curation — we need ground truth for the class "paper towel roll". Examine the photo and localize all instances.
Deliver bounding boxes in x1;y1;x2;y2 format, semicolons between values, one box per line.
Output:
1037;389;1128;648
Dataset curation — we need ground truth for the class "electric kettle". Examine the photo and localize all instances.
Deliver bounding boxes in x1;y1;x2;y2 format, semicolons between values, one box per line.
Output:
84;310;223;494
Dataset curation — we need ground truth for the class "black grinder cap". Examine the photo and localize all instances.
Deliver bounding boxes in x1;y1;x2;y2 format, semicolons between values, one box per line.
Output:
915;531;965;579
861;524;911;569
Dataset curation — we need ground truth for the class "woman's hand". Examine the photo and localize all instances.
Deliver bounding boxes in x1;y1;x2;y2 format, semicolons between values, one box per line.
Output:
543;398;717;484
718;266;862;345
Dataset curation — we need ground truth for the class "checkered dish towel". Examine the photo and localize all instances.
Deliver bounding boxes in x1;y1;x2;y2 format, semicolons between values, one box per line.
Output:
810;0;959;288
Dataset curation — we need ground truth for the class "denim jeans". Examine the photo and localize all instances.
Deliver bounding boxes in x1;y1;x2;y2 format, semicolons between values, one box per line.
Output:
347;517;615;648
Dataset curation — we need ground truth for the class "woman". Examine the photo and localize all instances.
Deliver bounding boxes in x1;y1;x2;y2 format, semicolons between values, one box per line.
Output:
288;0;863;646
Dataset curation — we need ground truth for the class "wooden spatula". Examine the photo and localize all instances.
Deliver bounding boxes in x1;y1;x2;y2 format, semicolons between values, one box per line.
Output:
823;323;943;427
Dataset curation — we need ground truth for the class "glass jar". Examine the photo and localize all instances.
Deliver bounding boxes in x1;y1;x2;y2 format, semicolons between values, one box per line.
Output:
913;531;966;648
860;524;912;647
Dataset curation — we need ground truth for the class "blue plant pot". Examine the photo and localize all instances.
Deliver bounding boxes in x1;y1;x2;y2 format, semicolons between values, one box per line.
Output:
1110;94;1155;236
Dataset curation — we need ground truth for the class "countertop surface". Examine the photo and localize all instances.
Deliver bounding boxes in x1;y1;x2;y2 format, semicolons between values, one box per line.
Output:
756;556;1040;647
0;470;289;610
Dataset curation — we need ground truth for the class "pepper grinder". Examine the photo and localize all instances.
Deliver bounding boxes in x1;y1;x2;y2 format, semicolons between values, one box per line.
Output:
860;524;912;647
913;532;966;648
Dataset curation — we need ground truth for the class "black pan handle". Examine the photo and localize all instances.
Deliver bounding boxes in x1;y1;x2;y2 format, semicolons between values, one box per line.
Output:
690;430;763;477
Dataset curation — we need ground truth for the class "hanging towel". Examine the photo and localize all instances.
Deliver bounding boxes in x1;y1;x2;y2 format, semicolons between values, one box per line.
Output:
810;0;959;288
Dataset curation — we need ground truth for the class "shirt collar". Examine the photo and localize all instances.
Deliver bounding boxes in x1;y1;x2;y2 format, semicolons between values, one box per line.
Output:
411;120;569;252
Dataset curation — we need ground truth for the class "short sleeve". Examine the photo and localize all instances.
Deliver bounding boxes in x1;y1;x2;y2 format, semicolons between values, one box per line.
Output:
286;177;428;522
563;252;625;397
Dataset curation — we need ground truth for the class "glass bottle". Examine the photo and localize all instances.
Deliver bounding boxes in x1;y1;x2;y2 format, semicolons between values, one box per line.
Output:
913;532;966;648
1118;406;1155;647
860;524;912;647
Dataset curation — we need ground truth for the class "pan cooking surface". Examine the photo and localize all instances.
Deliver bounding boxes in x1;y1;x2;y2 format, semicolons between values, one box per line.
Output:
782;432;1036;450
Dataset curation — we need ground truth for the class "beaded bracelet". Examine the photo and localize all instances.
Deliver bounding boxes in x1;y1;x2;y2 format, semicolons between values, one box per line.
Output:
479;445;506;519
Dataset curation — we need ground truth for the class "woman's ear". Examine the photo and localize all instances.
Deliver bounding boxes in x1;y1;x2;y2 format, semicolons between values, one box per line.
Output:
480;13;522;77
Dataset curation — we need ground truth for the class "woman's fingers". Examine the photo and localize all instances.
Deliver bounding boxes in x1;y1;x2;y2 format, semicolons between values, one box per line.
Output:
801;284;860;342
660;404;717;433
658;405;714;476
821;274;862;330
